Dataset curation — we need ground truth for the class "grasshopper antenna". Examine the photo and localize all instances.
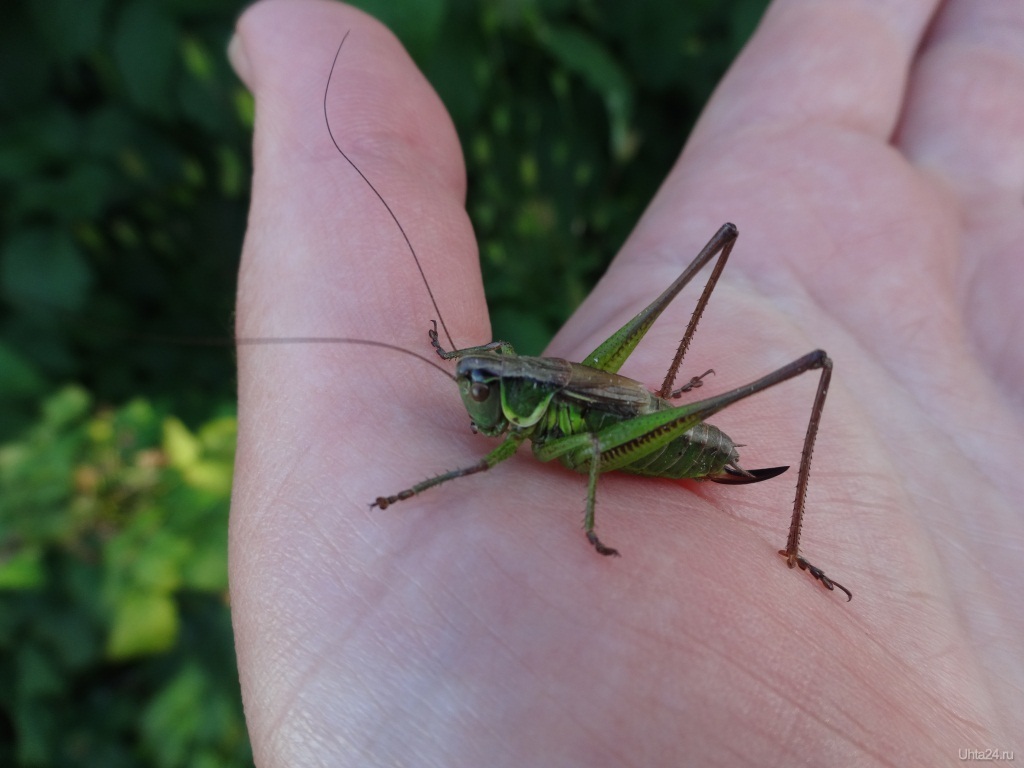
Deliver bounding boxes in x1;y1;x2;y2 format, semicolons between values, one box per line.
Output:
324;32;456;351
235;336;455;381
111;327;456;383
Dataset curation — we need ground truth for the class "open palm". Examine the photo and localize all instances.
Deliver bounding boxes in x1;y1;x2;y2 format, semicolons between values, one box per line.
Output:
230;1;1023;765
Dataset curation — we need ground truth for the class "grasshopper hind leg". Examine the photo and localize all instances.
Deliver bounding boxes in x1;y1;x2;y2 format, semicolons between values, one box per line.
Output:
781;552;852;601
665;350;853;600
586;530;620;557
698;351;851;600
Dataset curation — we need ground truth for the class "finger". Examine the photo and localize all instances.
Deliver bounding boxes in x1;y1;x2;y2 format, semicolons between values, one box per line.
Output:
658;0;944;251
229;4;484;533
897;0;1024;196
230;0;483;496
895;1;1024;401
636;0;942;246
230;0;481;545
232;0;483;353
228;2;484;756
693;0;941;143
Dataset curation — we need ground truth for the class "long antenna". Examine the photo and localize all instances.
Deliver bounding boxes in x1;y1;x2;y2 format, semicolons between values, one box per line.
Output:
324;31;456;351
236;336;454;381
113;327;455;382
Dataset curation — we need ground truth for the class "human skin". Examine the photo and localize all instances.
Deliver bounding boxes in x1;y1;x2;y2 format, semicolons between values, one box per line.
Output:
228;0;1023;765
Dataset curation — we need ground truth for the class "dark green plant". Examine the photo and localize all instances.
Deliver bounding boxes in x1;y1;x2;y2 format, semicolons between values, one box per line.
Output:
0;0;253;438
0;388;247;766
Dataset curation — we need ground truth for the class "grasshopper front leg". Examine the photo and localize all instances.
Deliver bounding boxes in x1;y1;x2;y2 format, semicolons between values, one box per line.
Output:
428;320;514;360
372;432;525;509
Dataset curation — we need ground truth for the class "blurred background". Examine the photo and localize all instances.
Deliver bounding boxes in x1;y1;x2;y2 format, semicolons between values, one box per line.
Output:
0;0;769;764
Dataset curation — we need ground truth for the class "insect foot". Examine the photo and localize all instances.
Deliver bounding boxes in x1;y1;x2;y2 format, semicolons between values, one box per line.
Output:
670;368;716;398
428;320;448;359
587;531;621;557
780;550;852;601
372;490;415;510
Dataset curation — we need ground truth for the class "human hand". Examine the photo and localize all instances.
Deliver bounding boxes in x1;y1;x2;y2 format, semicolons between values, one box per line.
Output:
230;1;1023;764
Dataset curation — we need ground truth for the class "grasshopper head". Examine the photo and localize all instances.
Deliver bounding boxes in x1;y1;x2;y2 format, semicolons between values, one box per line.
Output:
455;356;508;437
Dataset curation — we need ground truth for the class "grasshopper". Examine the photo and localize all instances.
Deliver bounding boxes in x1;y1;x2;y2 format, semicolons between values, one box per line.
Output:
301;36;851;601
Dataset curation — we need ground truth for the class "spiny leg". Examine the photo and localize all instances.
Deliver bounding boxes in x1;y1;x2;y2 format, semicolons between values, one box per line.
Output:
669;348;850;599
372;432;524;509
583;224;738;376
662;348;850;599
657;227;738;398
774;353;852;600
644;349;852;599
539;349;848;597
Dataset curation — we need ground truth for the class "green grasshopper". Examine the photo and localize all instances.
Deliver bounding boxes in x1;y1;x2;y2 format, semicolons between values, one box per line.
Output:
310;36;851;601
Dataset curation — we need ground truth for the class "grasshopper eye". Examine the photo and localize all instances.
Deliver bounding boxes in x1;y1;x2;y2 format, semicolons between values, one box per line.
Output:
470;382;490;402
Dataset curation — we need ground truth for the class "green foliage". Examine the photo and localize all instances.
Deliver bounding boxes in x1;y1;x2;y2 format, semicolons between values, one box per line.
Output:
0;0;252;435
0;388;248;766
0;0;769;764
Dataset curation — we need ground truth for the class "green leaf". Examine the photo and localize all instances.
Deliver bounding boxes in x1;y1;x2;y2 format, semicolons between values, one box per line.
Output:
182;460;232;495
26;0;108;59
180;527;227;592
535;25;634;159
0;545;45;589
111;0;178;117
0;342;45;399
163;416;200;468
13;697;53;765
348;0;448;56
16;644;63;697
106;590;179;659
141;664;206;767
1;228;93;312
42;385;91;428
